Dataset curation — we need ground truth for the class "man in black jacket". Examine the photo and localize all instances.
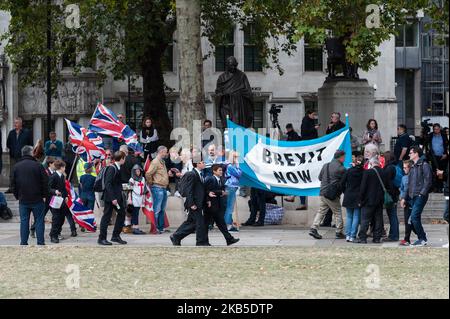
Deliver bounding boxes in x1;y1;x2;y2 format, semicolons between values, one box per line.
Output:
6;117;33;193
383;152;400;242
357;157;389;244
170;160;209;246
325;112;345;135
204;164;239;246
285;123;301;141
12;145;49;245
98;151;127;245
301;110;319;140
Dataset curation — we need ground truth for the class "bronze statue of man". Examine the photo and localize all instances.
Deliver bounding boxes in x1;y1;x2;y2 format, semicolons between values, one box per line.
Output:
215;56;254;128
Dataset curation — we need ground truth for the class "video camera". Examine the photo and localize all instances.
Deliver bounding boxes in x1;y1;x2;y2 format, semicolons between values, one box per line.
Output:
421;118;433;135
269;104;283;116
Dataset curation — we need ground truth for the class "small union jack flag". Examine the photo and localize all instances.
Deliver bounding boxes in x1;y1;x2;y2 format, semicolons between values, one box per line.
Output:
65;119;106;162
89;103;142;152
65;180;97;232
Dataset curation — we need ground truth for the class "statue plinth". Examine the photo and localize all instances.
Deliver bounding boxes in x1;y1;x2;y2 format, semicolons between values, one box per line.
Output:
318;78;374;137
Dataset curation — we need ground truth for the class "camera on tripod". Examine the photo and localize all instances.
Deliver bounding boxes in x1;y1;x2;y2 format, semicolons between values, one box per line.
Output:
269;104;283;115
421;118;433;135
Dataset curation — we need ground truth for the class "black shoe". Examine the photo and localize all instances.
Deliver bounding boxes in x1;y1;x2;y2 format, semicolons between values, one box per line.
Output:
355;239;367;244
111;237;127;245
30;229;36;238
335;232;346;239
309;228;322;239
197;243;211;246
320;223;331;227
98;239;112;246
227;238;240;246
242;221;255;226
50;237;59;244
372;239;382;244
4;189;12;194
331;224;336;228
252;222;264;227
384;238;398;242
170;235;181;246
71;230;77;237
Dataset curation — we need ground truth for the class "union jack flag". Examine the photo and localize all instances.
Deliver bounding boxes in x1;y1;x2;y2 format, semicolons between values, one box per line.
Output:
65;180;97;232
142;155;169;234
89;103;141;152
65;119;106;162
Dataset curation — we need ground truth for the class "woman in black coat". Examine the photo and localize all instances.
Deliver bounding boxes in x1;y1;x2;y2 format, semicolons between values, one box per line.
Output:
341;155;364;242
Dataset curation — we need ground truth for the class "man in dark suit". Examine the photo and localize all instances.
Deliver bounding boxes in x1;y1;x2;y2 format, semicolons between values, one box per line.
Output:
6;117;33;193
204;164;239;246
426;123;449;192
357;157;390;244
98;151;127;246
170;159;209;246
48;160;71;243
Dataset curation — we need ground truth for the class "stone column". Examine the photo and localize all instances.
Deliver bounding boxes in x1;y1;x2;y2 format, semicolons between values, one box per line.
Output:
318;78;375;139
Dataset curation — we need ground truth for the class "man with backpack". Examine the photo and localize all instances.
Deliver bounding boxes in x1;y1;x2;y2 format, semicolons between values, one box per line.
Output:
97;151;127;246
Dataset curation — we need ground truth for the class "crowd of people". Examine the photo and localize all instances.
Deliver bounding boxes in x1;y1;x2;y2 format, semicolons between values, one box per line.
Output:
1;111;448;247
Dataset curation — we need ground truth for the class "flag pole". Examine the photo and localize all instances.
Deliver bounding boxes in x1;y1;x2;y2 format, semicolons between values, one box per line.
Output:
68;153;79;183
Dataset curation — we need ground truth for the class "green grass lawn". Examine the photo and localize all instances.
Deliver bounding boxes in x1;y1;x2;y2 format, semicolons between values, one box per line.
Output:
0;246;448;299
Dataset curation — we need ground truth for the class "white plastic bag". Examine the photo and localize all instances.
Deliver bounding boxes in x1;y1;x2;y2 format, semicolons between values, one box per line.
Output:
49;196;64;209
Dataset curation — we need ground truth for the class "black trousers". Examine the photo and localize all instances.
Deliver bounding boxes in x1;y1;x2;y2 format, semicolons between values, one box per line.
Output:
173;208;209;245
205;206;233;243
358;204;383;241
321;209;333;226
403;205;417;242
248;188;266;224
63;208;76;233
49;205;69;238
99;200;126;240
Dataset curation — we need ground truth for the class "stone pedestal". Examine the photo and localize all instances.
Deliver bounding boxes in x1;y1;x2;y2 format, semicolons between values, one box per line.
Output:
318;78;374;139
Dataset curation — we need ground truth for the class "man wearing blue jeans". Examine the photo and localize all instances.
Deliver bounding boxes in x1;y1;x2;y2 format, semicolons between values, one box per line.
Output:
407;146;433;246
12;145;49;245
146;146;170;234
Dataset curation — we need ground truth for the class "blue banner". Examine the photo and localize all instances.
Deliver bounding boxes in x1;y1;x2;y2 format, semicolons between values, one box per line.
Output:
225;118;352;196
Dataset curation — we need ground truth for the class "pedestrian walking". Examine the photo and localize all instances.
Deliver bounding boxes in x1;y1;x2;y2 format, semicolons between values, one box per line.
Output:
128;164;146;235
309;150;346;240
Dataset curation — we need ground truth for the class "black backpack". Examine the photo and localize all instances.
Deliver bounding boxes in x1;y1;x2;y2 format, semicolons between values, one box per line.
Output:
93;166;113;193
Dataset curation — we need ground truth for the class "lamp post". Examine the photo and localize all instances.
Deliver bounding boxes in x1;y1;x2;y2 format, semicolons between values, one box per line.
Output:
46;0;52;137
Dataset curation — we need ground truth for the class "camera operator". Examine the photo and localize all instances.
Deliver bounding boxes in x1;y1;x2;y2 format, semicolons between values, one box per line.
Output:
326;112;345;135
426;123;448;193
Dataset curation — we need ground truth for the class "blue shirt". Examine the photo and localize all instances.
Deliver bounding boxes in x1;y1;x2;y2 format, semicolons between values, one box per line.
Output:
431;134;444;156
44;139;63;158
79;174;96;200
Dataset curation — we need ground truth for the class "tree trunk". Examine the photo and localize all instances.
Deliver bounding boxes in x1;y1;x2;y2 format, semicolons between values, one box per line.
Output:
141;47;173;148
176;0;206;139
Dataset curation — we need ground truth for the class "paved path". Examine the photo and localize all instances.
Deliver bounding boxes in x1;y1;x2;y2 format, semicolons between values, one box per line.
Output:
0;222;448;248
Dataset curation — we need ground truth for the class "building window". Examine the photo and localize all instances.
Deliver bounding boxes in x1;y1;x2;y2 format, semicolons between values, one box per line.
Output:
396;23;418;47
304;100;318;113
243;24;262;72
304;36;323;72
215;28;235;72
126;101;174;132
62;38;77;68
215;101;264;129
163;42;174;72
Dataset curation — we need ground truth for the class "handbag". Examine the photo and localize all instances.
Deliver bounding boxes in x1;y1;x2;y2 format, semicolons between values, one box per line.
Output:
323;163;340;200
372;167;394;208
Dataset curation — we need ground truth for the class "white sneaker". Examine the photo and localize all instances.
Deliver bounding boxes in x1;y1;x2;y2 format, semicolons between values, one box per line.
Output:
411;240;428;247
348;237;354;242
174;191;182;198
167;191;172;197
443;243;449;248
346;236;350;242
